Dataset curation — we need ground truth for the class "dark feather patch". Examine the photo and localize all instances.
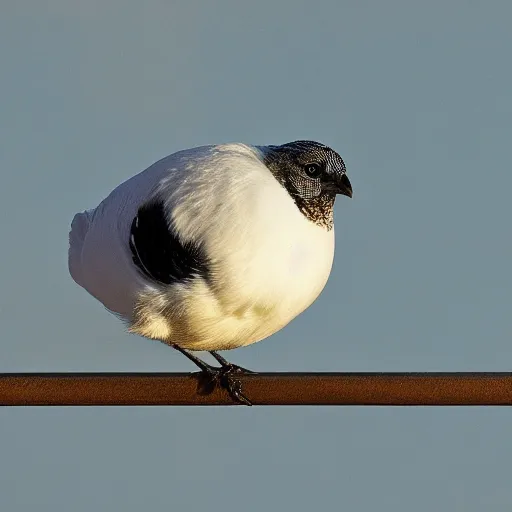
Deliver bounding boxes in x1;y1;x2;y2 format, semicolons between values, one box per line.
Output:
129;201;209;285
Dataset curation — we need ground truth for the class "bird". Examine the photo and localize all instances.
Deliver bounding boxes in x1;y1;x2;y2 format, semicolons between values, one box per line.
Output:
68;141;352;404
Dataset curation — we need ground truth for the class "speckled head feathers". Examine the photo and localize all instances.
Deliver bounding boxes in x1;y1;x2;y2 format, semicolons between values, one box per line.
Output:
259;140;352;229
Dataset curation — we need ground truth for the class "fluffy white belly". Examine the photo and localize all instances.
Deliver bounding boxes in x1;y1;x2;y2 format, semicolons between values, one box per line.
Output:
132;215;335;351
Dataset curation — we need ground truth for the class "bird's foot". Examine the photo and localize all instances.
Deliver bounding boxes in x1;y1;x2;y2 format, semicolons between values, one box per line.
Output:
199;364;253;406
220;363;256;375
170;345;254;405
218;364;254;406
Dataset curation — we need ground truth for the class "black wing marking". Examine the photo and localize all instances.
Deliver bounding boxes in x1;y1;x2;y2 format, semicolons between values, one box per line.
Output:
129;201;210;285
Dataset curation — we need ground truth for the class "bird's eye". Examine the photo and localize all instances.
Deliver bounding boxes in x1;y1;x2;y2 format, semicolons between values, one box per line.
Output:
304;163;322;178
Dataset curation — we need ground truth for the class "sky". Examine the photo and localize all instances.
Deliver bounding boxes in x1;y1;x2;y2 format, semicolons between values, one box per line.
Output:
1;1;511;510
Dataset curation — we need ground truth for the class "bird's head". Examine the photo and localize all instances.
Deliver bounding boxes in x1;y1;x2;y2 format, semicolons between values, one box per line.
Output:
259;140;352;229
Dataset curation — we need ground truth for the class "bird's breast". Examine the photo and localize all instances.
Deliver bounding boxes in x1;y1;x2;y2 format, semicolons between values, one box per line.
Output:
207;182;336;336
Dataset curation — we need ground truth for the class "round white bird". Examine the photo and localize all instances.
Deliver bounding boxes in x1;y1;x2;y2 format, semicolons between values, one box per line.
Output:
69;141;352;404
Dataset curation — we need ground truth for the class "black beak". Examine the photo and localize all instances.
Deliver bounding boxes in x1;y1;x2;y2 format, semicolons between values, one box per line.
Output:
334;173;353;198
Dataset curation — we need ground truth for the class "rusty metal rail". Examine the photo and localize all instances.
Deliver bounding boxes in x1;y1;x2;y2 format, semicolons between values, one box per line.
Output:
1;372;512;406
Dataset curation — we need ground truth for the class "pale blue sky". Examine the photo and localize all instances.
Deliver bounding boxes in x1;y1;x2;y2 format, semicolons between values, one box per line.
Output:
1;1;511;510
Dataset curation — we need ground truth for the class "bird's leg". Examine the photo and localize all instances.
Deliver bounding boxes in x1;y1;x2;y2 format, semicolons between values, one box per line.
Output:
209;351;256;374
171;346;252;406
171;345;215;373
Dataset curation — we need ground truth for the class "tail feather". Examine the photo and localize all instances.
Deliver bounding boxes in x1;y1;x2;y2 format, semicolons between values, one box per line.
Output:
68;209;94;288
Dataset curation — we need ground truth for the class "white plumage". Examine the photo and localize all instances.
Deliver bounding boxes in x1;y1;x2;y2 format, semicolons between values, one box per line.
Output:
69;141;351;356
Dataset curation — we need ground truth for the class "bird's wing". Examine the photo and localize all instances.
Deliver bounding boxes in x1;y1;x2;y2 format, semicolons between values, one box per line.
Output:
67;146;214;316
68;143;274;317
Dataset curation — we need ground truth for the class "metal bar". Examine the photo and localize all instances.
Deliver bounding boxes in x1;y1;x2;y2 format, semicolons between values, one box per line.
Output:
1;373;512;406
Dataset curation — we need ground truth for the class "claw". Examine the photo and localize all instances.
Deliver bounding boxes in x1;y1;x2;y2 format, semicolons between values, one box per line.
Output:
197;364;253;406
219;367;253;406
